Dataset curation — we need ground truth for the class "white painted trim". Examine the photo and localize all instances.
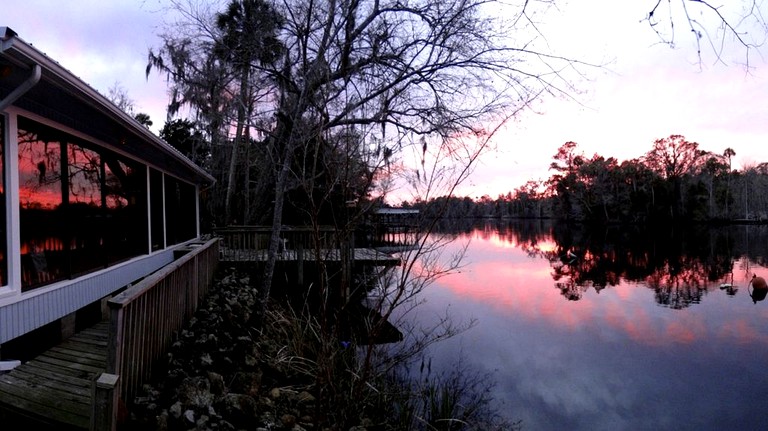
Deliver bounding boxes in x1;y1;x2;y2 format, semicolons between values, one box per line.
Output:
146;167;153;254
162;172;167;249
195;184;201;237
0;286;14;301
0;113;13;301
5;109;20;298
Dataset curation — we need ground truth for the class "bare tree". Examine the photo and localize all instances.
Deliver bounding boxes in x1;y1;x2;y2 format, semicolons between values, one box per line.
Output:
106;82;136;115
147;0;285;225
254;0;592;320
643;0;768;67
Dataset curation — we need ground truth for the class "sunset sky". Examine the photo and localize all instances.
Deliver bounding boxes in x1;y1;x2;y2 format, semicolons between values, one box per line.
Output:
4;0;768;199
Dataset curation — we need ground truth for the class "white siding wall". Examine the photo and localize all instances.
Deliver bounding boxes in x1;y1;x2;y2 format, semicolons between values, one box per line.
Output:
0;249;175;344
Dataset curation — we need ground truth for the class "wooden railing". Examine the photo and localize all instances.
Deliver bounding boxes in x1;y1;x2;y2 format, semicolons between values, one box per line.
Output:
92;237;219;430
214;226;355;268
214;225;347;261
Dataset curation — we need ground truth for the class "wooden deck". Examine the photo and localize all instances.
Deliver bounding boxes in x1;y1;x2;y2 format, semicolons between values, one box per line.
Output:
0;321;108;429
0;238;220;430
220;247;401;266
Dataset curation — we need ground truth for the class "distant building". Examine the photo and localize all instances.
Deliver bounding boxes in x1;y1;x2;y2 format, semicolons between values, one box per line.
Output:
0;27;214;358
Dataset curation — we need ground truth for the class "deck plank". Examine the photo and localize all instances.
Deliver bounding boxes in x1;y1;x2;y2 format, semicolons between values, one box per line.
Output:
0;371;91;401
9;367;92;391
32;354;104;375
57;339;108;356
0;321;108;429
48;346;107;363
0;375;90;429
21;358;97;379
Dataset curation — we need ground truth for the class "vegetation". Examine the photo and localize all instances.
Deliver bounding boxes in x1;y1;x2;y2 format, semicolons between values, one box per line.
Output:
409;136;768;224
129;267;514;430
139;0;583;428
128;1;767;429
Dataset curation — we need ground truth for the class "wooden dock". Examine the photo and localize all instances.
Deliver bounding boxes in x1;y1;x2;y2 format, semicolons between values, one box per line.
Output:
220;247;400;266
0;321;108;429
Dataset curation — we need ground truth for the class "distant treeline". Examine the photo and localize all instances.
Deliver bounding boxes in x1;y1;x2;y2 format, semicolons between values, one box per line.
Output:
403;136;768;224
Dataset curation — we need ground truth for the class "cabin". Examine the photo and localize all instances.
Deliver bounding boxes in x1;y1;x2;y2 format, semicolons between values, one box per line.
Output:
0;27;214;363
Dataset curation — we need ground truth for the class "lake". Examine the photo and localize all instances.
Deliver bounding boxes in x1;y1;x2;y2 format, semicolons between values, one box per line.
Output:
406;220;768;430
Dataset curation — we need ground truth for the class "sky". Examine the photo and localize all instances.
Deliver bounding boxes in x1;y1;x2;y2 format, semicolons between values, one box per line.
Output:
4;0;768;200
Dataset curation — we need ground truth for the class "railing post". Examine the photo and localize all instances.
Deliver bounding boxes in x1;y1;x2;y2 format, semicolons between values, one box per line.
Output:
91;373;120;431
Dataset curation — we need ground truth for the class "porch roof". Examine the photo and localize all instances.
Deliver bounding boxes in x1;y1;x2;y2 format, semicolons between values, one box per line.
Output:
0;26;214;186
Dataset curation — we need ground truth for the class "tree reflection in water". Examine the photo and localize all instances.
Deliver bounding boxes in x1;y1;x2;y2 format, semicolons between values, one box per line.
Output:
433;219;768;308
415;219;768;430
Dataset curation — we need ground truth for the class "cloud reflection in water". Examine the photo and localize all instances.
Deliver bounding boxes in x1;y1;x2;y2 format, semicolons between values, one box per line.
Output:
409;223;768;430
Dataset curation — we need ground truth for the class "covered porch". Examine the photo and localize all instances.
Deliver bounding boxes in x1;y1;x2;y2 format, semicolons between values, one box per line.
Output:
0;238;219;430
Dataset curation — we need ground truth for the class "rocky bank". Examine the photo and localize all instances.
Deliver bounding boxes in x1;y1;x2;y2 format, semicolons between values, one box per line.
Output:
126;267;373;431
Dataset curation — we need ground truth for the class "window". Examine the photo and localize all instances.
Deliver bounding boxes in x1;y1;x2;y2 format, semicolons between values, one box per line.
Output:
164;175;197;246
18;118;148;291
149;168;165;251
103;154;147;265
18;125;66;288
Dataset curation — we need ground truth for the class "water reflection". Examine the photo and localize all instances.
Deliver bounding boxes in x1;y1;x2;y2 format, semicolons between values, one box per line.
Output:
447;220;768;308
414;220;768;430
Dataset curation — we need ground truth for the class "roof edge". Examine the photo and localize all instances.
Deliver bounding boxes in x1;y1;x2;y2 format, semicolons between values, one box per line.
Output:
0;27;215;185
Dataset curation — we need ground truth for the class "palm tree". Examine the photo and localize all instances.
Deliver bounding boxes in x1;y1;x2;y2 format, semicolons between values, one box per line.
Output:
215;0;284;224
723;147;735;218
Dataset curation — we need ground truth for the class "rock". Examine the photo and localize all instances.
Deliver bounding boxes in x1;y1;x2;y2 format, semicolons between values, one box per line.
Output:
215;393;258;426
183;409;195;424
231;371;262;397
296;391;315;404
177;376;213;408
156;410;169;430
200;353;214;367
270;387;282;399
281;413;297;428
259;411;275;426
169;401;182;419
195;414;209;428
258;396;275;409
244;354;258;367
208;371;226;395
299;415;315;430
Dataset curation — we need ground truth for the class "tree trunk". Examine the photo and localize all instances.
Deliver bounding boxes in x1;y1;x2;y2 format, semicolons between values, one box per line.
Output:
257;138;295;322
225;68;251;225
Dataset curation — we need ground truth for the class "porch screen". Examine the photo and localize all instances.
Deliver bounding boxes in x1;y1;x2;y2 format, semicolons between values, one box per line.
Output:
17;117;148;291
164;175;197;246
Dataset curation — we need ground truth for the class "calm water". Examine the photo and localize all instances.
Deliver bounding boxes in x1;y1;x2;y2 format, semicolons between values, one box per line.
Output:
409;221;768;431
